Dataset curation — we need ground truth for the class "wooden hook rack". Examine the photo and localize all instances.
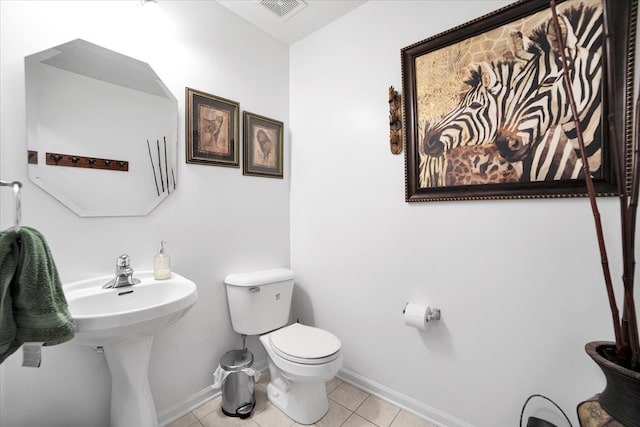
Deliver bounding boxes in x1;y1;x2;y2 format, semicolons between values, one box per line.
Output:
46;152;129;171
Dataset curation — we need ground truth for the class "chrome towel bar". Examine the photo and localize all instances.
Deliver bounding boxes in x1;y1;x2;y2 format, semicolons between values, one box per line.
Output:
0;180;22;231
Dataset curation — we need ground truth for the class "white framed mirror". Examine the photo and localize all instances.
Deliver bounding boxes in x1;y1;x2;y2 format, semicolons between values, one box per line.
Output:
25;39;178;217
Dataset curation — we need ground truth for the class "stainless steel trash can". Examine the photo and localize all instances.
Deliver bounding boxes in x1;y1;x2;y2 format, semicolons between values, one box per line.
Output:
220;349;255;418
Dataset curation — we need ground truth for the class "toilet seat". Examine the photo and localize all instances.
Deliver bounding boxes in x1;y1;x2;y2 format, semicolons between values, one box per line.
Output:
269;323;341;365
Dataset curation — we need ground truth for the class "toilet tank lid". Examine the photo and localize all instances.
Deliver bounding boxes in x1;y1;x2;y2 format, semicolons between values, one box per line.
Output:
224;268;295;287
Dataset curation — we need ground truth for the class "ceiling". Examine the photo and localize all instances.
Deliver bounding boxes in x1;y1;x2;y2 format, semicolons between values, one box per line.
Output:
216;0;367;45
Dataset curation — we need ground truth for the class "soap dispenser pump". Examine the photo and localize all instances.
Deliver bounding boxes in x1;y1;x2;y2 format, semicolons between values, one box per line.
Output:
154;240;171;280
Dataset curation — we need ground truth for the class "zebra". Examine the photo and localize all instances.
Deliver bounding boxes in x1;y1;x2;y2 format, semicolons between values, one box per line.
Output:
420;24;540;163
420;60;520;187
422;61;517;158
418;4;598;187
494;3;603;177
420;60;582;186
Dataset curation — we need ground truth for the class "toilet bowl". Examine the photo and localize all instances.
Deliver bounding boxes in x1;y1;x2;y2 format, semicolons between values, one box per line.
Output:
224;268;343;425
259;323;342;424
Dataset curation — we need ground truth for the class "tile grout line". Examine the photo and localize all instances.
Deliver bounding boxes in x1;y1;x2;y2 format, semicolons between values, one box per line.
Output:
387;409;401;427
341;393;403;427
336;394;371;427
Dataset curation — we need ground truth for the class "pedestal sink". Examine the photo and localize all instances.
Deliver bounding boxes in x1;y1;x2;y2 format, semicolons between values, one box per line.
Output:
64;271;198;427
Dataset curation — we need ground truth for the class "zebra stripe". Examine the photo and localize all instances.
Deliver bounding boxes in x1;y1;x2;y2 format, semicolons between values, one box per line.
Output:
419;154;445;188
526;125;583;181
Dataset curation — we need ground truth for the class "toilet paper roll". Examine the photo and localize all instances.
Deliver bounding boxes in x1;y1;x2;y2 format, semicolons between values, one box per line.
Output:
403;303;430;330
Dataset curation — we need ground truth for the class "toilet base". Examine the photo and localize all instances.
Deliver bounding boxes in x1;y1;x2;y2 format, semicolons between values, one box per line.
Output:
258;327;342;425
266;377;329;425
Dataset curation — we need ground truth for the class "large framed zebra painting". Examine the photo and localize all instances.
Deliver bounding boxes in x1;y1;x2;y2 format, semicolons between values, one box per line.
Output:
401;0;636;202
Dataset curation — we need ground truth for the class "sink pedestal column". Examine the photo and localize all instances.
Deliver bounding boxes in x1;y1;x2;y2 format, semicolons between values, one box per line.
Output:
103;336;158;427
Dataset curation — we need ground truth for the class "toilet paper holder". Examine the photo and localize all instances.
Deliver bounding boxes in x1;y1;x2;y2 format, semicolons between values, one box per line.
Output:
403;303;441;322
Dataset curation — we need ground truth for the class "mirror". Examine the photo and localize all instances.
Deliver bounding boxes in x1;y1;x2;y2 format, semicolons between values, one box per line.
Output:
25;39;178;217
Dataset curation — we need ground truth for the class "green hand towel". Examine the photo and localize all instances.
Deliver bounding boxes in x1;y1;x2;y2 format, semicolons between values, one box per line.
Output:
0;227;74;364
0;230;20;363
13;227;74;345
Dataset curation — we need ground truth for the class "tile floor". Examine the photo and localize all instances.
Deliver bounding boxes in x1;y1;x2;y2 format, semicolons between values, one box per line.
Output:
167;371;437;427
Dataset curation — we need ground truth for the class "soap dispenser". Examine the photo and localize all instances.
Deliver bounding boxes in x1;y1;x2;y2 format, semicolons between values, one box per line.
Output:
154;240;171;280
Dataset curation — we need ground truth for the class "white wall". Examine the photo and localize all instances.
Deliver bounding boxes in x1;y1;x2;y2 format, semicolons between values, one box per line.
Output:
290;1;639;427
0;1;289;426
1;1;638;427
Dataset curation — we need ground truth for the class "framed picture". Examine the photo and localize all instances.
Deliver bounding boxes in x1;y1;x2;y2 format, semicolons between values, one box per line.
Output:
186;87;239;167
401;0;636;202
243;112;284;178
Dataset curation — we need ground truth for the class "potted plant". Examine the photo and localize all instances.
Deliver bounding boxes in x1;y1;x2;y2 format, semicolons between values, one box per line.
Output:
549;0;639;424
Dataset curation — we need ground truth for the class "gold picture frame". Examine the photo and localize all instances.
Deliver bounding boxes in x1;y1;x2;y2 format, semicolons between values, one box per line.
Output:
186;87;239;167
243;111;284;178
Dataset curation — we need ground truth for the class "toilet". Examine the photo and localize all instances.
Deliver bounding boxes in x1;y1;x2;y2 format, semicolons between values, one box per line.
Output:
224;268;342;425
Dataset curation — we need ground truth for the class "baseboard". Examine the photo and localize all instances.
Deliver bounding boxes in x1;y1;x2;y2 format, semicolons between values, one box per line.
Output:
157;359;267;426
337;367;475;427
157;386;220;426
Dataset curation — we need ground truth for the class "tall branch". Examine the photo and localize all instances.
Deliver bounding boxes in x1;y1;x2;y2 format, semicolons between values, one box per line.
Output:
601;0;639;367
549;0;626;361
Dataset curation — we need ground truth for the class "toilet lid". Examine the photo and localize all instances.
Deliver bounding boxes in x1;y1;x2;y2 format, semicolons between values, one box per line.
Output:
269;323;341;362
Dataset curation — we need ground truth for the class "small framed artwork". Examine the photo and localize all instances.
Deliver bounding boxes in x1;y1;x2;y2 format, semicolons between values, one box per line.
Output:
243;111;284;178
186;87;239;167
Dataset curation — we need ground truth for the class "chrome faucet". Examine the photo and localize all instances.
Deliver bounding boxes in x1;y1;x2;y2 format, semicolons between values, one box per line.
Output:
102;254;141;289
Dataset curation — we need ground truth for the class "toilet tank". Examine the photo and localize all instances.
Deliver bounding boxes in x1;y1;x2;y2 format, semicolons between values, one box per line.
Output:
224;268;295;335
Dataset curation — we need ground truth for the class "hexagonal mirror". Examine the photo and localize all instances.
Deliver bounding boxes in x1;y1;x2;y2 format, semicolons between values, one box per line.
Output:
25;39;178;217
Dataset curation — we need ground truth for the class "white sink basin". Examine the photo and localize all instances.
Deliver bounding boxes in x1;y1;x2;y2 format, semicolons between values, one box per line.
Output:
64;270;198;427
64;270;198;346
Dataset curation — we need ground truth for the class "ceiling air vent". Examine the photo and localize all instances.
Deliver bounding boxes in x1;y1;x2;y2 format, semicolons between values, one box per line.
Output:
259;0;307;20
